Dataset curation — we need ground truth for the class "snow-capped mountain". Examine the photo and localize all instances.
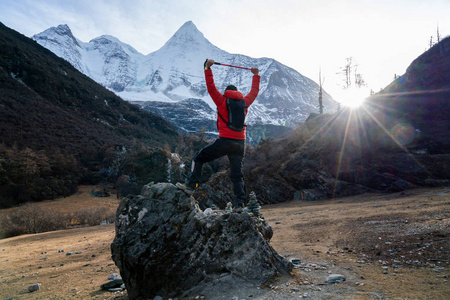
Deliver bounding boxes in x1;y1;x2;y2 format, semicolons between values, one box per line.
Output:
33;21;336;128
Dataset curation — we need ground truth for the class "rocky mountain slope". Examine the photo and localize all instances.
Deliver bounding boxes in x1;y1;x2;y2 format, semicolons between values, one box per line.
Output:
0;22;179;207
32;21;337;132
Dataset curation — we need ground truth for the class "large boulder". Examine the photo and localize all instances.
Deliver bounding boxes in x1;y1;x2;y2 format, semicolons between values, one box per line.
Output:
111;182;292;299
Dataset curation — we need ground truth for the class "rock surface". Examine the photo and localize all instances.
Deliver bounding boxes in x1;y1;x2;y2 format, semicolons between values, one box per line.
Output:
111;182;292;299
27;283;40;292
327;274;346;283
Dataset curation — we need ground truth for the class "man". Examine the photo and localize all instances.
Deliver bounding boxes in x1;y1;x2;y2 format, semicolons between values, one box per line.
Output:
186;59;260;211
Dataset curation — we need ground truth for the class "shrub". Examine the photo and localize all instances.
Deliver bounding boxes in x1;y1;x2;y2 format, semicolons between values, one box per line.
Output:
0;204;116;239
70;207;116;226
0;204;68;238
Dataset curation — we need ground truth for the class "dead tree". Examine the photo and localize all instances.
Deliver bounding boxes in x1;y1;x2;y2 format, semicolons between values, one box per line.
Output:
437;25;441;43
318;68;325;114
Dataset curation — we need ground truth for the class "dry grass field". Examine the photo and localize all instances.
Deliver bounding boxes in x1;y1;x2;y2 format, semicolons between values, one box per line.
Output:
0;185;449;299
0;186;123;299
264;186;450;299
0;186;121;217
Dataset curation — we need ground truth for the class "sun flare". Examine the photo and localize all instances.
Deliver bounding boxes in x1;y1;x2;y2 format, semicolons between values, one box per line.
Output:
335;88;370;108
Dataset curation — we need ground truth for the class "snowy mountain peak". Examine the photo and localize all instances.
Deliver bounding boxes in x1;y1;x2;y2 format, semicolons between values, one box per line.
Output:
159;20;216;52
34;24;79;46
91;35;122;44
90;35;141;56
52;24;73;36
32;24;84;71
33;21;337;128
177;20;198;33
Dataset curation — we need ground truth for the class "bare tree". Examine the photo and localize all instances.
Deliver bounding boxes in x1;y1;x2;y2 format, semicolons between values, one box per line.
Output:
318;68;325;114
355;73;366;88
437;24;441;43
354;63;366;88
339;57;353;89
338;57;366;89
427;25;442;50
336;57;367;111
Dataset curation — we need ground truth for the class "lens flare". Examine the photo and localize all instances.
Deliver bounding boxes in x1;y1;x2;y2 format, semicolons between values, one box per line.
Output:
335;88;370;108
391;123;416;145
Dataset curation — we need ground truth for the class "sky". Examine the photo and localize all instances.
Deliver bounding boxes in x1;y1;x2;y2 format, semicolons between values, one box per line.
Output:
1;0;449;105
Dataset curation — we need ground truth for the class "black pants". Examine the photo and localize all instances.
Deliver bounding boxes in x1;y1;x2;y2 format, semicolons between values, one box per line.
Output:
188;137;246;206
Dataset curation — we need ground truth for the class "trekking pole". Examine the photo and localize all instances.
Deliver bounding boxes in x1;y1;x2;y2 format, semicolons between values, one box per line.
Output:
213;62;252;70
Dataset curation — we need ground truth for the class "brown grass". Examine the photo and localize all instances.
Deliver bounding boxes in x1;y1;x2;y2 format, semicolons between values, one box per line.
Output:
0;186;123;299
0;185;449;299
263;186;450;299
0;186;120;218
0;186;120;238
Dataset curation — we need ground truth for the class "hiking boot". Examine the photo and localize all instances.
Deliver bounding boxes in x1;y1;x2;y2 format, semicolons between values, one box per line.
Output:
186;181;199;190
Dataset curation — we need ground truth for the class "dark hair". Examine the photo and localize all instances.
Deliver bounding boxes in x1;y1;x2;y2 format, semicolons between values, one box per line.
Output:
225;85;237;91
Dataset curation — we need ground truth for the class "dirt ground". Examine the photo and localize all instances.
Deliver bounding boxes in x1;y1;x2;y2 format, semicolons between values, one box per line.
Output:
263;186;450;299
0;185;449;299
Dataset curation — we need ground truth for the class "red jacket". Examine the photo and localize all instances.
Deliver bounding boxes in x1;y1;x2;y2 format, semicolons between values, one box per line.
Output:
205;69;260;140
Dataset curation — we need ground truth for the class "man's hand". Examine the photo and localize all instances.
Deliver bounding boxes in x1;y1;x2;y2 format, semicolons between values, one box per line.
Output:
205;59;214;69
251;67;259;75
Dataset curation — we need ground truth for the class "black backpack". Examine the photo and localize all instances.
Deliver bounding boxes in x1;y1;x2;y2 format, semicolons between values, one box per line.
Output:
217;98;248;132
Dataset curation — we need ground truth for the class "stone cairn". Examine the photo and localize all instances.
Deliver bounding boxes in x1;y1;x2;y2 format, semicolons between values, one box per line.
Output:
244;191;262;217
225;202;233;213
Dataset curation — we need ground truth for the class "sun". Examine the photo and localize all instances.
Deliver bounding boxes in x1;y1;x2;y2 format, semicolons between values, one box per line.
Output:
335;87;370;108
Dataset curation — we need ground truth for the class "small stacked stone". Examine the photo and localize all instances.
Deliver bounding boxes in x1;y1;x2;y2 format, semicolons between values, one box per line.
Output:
245;191;261;217
225;202;233;213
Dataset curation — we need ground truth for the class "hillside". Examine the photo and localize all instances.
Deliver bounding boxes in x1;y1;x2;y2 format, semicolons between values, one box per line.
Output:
247;37;450;203
374;35;450;155
190;37;450;206
0;23;180;207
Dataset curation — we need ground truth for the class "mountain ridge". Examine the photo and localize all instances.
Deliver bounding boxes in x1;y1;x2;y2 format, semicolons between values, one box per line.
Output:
32;21;337;128
0;22;180;207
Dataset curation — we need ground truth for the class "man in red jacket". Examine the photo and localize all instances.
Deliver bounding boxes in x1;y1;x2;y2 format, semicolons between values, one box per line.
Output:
187;59;260;211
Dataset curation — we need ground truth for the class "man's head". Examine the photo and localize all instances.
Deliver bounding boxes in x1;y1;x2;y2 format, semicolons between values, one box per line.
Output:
225;85;237;92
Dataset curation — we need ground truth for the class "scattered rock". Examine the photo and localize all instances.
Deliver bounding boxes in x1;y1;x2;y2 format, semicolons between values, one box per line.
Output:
107;273;122;281
28;283;40;292
100;279;124;291
327;274;346;283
